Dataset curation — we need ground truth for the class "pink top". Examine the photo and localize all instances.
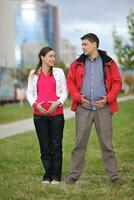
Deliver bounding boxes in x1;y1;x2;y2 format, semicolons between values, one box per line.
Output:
33;70;63;116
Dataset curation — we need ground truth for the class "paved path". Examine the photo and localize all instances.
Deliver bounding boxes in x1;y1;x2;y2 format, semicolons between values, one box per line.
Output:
0;108;75;139
0;95;134;139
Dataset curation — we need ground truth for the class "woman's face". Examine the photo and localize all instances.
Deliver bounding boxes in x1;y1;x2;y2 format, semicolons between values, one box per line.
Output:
41;50;55;67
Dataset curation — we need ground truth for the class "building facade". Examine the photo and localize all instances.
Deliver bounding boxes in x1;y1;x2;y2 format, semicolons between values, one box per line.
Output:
0;0;60;68
61;38;76;68
0;0;15;68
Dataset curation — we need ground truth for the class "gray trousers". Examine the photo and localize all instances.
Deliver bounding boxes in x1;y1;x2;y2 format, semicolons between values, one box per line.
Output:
69;105;119;180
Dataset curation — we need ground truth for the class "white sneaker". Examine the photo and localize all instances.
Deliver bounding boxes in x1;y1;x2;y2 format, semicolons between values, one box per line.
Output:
51;180;60;184
42;180;51;184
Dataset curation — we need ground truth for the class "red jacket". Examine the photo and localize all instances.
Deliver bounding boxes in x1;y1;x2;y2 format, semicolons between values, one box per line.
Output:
67;50;122;113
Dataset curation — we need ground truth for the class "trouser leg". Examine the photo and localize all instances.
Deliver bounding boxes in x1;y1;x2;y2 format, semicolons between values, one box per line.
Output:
94;106;119;180
70;106;93;179
33;115;52;179
49;114;64;181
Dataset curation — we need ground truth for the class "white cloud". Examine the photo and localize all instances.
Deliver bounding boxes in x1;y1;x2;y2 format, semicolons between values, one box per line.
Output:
47;0;133;57
62;21;128;36
61;21;128;56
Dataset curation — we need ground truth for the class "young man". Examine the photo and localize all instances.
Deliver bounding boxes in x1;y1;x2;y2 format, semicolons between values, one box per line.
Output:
66;33;122;185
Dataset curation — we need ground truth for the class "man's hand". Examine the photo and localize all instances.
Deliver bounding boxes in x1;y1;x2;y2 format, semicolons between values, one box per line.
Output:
47;101;60;114
36;101;48;115
81;95;91;108
95;96;107;108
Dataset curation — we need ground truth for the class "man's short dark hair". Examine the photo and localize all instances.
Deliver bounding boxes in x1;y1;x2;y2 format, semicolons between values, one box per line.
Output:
81;33;99;48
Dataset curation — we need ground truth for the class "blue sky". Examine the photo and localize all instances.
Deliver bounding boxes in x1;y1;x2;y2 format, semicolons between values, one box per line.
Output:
47;0;134;58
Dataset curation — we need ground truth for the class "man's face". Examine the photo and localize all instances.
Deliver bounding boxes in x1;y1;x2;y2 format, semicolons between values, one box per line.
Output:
82;39;96;56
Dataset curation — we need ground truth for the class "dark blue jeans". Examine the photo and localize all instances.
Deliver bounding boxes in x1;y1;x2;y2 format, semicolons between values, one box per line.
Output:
33;114;64;181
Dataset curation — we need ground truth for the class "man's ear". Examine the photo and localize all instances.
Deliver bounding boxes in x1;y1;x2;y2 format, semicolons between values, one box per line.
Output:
93;42;97;48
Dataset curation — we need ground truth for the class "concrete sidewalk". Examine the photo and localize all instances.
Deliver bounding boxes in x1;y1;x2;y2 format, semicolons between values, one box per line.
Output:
0;108;75;139
0;95;134;139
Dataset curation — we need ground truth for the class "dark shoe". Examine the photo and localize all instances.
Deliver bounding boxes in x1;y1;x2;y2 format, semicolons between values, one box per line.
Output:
65;177;77;185
112;178;123;186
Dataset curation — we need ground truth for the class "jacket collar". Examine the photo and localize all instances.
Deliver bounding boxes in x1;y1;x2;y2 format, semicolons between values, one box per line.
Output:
36;66;55;76
75;50;113;80
76;49;112;65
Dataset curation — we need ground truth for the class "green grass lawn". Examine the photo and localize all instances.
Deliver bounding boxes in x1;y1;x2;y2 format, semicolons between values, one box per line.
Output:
0;94;133;125
0;100;134;200
0;102;33;124
118;91;134;97
0;99;72;124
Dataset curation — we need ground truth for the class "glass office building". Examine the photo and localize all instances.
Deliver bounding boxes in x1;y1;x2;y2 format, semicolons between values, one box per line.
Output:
13;0;60;67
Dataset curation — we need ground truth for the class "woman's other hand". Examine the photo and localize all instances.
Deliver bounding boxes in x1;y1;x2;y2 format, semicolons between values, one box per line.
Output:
47;101;60;114
36;101;48;115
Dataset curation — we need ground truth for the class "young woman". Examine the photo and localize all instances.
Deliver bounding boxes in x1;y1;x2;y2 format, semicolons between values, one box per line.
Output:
26;47;68;184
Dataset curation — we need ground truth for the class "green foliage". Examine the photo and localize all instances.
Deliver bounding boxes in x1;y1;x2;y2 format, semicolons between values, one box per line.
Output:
124;75;134;91
113;9;134;70
55;61;69;77
0;100;134;200
13;68;31;88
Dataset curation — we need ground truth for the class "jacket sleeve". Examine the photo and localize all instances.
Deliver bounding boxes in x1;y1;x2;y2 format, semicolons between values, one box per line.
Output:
106;61;122;104
26;70;37;106
58;69;68;104
67;63;82;103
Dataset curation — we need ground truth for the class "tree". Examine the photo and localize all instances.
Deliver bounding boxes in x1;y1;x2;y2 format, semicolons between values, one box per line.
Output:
113;9;134;70
13;68;31;88
55;61;69;77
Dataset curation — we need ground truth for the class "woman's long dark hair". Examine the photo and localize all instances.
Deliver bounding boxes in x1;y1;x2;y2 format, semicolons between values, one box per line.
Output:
34;47;54;74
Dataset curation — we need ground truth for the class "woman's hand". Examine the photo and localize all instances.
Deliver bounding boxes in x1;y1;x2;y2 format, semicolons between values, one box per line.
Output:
36;101;48;115
47;101;60;114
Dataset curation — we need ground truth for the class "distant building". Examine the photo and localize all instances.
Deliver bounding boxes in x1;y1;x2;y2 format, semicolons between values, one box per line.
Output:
22;43;45;66
0;0;15;68
0;66;16;104
61;38;76;67
0;0;60;68
120;69;134;93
